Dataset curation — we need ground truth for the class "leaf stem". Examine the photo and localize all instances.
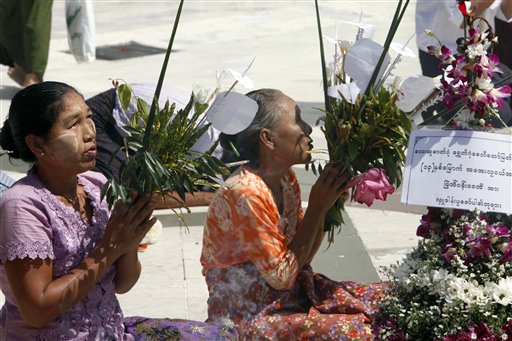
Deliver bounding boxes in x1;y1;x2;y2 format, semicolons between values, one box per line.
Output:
357;0;410;118
315;0;332;114
143;0;185;148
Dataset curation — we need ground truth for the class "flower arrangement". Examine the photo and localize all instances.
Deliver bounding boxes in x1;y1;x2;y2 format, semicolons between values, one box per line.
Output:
374;1;512;339
375;208;512;340
422;0;512;129
313;0;413;240
101;0;226;212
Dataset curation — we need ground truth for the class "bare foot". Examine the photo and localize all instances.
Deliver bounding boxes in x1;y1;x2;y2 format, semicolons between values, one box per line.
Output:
21;73;41;87
7;64;41;87
7;66;24;86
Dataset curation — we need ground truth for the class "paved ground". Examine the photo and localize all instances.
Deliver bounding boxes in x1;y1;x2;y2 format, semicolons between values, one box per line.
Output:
1;0;425;322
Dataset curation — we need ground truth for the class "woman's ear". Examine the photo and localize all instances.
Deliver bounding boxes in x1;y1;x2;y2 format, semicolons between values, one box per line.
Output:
25;134;46;158
259;128;275;150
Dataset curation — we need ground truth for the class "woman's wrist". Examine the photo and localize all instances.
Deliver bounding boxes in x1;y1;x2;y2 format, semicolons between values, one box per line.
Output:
305;199;328;216
114;250;141;293
96;240;124;260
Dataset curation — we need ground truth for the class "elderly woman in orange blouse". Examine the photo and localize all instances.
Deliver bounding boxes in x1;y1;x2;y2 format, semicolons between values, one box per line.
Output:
200;89;387;340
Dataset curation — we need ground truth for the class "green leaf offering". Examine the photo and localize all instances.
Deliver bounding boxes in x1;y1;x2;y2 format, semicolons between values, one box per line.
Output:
101;0;227;214
101;86;227;210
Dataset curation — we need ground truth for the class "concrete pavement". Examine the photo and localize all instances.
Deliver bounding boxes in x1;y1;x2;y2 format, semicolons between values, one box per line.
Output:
1;0;424;322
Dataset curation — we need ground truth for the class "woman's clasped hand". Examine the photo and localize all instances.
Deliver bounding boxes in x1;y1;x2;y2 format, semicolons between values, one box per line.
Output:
103;194;156;255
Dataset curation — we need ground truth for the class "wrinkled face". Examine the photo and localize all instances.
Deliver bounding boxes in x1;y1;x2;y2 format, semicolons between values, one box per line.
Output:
41;91;96;175
271;93;313;166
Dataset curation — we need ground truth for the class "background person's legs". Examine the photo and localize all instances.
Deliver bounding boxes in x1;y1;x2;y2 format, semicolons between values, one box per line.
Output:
0;0;53;87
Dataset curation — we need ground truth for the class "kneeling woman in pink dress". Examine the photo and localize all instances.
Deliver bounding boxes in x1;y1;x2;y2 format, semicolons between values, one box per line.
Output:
201;89;387;340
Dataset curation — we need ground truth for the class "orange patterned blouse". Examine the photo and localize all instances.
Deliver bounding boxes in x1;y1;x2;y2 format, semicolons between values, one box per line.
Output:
200;165;304;290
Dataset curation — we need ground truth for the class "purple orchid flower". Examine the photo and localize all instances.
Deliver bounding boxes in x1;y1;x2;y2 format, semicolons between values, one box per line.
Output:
416;220;432;238
480;54;501;78
468;322;498;340
485;224;509;238
468;28;481;44
490;85;512;108
501;242;512;262
462;223;474;238
502;319;512;337
466;235;492;262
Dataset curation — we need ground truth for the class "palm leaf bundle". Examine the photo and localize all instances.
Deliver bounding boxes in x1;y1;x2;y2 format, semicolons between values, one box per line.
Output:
100;0;226;212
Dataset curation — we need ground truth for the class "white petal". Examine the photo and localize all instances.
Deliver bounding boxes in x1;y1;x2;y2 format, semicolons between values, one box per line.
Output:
344;21;375;39
323;34;338;45
205;91;258;134
328;83;361;104
390;42;416;58
226;68;254;89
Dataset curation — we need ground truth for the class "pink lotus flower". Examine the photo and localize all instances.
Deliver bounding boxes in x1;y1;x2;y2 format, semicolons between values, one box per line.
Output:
345;168;395;207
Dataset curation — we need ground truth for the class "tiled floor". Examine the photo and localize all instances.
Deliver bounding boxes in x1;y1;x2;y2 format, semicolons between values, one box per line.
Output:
118;224;209;321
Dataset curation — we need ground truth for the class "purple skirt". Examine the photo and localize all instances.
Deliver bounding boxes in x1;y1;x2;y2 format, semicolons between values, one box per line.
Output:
124;316;237;340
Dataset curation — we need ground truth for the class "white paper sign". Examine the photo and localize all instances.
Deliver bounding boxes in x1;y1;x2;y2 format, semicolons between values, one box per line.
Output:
401;129;512;214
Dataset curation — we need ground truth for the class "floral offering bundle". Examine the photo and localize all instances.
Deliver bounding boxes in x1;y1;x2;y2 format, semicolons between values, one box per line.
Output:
374;1;512;339
101;0;226;212
314;0;413;240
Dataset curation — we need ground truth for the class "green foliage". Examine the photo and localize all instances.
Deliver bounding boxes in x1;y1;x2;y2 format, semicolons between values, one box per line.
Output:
100;0;227;211
324;87;411;186
101;86;227;209
318;87;412;235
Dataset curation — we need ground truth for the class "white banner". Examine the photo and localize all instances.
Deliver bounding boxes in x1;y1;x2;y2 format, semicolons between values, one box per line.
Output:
401;129;512;214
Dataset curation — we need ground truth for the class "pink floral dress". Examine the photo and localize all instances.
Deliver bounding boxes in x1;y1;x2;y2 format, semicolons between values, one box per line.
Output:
0;169;236;341
201;166;387;340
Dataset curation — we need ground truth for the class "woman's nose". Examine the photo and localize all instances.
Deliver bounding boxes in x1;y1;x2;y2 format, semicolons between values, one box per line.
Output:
300;120;313;136
84;120;96;140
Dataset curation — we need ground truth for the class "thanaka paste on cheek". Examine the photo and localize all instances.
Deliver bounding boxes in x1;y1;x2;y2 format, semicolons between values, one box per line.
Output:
45;133;80;160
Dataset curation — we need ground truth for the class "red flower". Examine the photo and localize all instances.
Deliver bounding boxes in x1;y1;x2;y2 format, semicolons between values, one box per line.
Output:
457;0;469;16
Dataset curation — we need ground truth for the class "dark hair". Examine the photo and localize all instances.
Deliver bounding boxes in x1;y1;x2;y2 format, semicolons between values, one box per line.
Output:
219;89;284;168
0;81;79;162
